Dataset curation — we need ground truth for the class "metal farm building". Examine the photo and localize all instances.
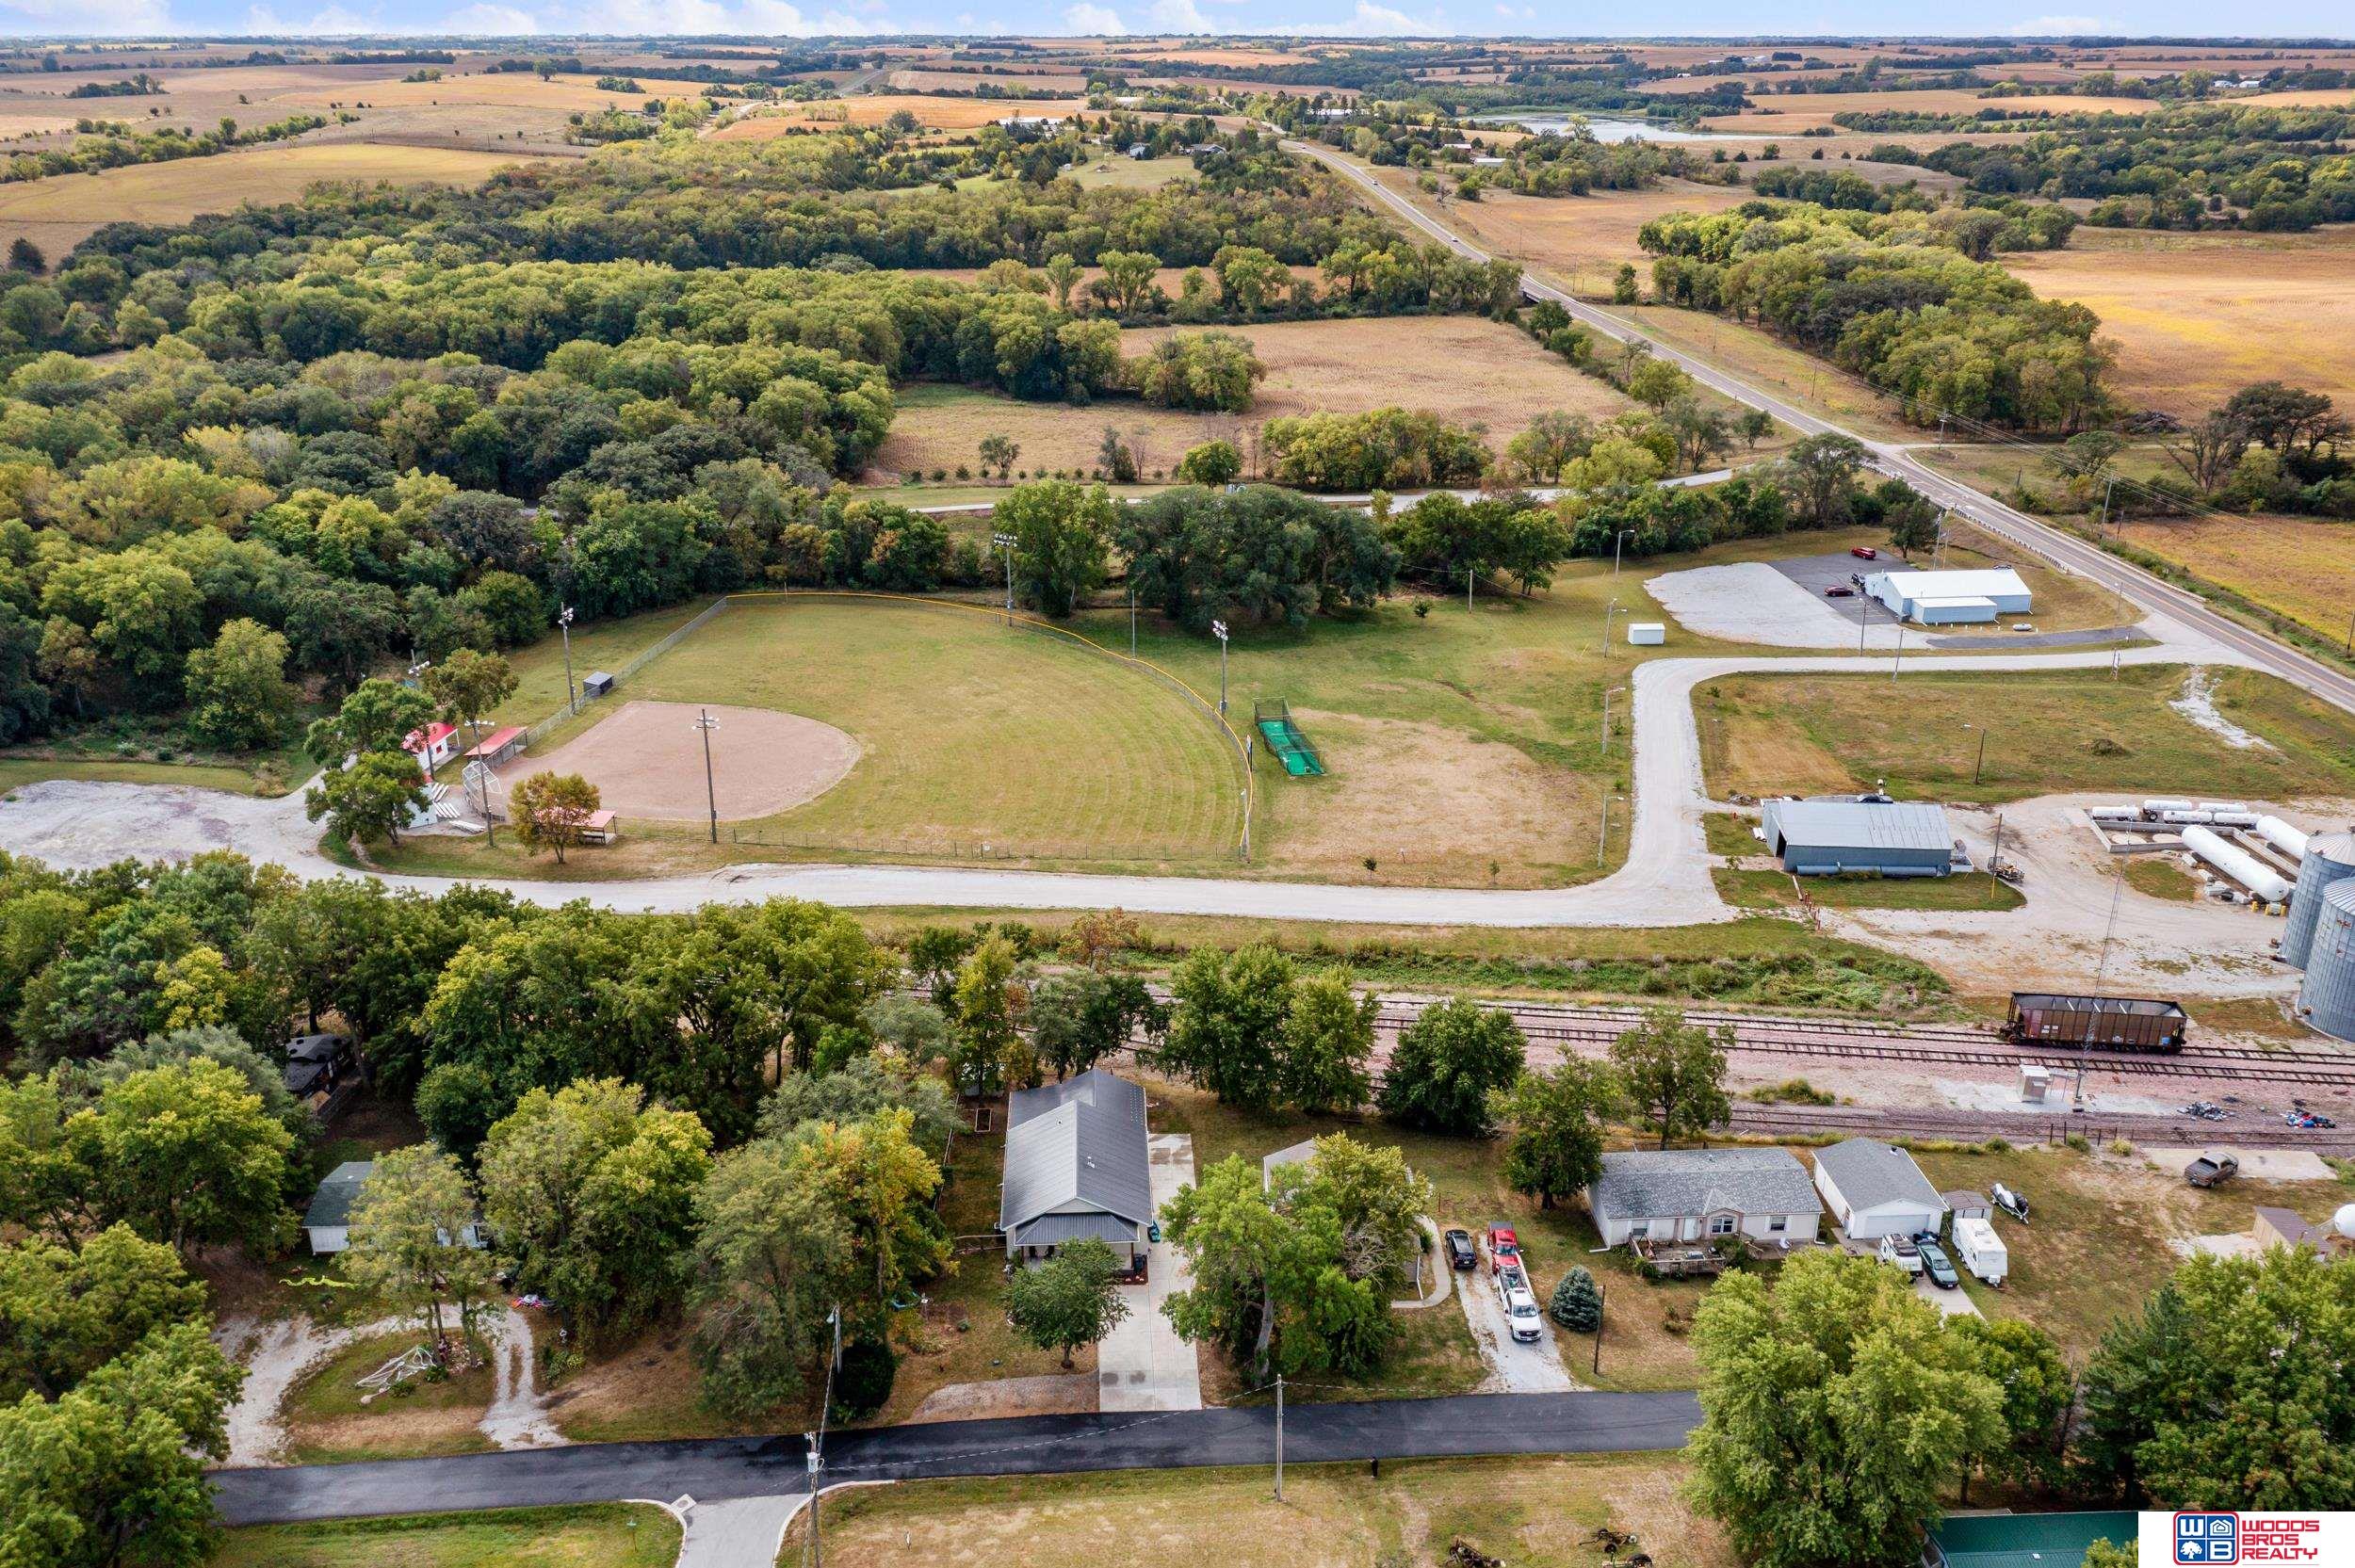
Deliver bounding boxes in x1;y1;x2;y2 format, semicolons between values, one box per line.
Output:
1759;798;1954;877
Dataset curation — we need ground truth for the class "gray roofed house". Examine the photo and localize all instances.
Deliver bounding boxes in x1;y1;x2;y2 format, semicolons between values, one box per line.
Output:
1584;1148;1823;1248
999;1069;1154;1263
1811;1138;1948;1240
303;1160;372;1255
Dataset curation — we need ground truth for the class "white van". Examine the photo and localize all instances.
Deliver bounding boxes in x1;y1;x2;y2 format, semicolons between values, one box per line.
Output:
1951;1216;2008;1286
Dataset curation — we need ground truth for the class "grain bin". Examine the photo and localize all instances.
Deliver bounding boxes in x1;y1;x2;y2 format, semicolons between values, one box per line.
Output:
2297;880;2355;1042
2283;832;2355;968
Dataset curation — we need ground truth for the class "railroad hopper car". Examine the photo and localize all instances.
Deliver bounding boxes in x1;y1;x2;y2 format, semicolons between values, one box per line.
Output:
2005;993;2187;1054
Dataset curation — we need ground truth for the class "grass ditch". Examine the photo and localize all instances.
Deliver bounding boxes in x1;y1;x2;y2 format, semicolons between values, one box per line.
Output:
212;1503;679;1568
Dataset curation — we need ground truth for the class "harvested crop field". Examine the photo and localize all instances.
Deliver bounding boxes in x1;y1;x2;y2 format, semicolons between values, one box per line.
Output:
2120;514;2355;643
713;93;1089;135
2004;227;2355;416
1374;171;1755;294
1700;88;2160;132
494;700;860;824
0;142;543;264
873;315;1634;480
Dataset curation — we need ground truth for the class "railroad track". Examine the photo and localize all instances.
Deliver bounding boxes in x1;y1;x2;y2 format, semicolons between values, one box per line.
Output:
1725;1101;2355;1156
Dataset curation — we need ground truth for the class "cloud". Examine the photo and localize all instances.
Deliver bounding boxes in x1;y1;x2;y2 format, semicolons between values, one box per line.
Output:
245;0;371;28
1492;1;1533;16
1149;0;1208;27
1061;0;1124;31
2006;13;2111;31
1342;0;1421;33
563;0;895;31
438;0;538;27
0;0;171;32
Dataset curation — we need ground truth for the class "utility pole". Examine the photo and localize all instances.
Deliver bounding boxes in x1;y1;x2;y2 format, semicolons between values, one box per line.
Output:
1892;621;1904;683
1592;1279;1605;1375
1274;1373;1285;1502
1613;527;1634;576
693;709;720;845
2098;473;2120;538
1211;620;1229;715
805;1307;841;1568
1973;725;1988;785
1130;586;1138;656
1466;565;1475;612
558;606;577;714
1600;686;1625;754
1990;812;2006;880
992;531;1015;626
1599;793;1621;866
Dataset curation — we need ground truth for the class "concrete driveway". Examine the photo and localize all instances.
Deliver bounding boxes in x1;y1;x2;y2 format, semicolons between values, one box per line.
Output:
1457;1264;1580;1394
1096;1134;1202;1412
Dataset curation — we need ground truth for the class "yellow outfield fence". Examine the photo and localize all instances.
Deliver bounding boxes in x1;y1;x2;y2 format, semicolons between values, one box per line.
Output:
516;589;1258;863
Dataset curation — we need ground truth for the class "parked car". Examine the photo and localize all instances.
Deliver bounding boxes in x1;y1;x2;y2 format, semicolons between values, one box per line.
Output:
1486;1223;1520;1273
1848;572;1865;587
1824;585;1855;597
1913;1233;1961;1289
1444;1228;1477;1270
1877;1234;1923;1274
1850;545;1878;559
2184;1151;2241;1188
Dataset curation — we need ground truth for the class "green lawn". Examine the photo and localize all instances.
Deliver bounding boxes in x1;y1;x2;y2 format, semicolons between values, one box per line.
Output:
1697;664;2355;805
1067;154;1199;190
212;1504;679;1568
1702;811;1761;858
2121;853;2201;902
280;1329;495;1464
0;727;314;798
1713;869;2026;913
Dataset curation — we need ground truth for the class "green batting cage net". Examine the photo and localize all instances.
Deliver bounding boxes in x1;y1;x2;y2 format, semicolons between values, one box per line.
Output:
1254;700;1325;777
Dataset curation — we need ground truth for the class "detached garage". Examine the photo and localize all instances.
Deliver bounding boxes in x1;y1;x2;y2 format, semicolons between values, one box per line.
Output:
1812;1138;1947;1241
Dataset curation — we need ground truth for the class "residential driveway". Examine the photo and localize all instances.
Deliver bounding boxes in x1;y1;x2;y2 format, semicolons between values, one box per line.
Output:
1457;1265;1580;1394
1916;1276;1982;1318
1096;1133;1202;1413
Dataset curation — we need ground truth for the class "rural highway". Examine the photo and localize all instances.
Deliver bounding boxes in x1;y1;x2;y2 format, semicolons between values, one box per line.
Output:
1285;137;2355;719
209;1389;1700;1525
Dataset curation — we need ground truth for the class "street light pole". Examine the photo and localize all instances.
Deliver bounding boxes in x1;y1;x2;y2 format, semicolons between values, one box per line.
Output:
1601;598;1621;655
992;531;1015;626
1599;793;1622;866
1892;622;1905;683
1274;1373;1285;1502
1592;1279;1605;1375
558;606;577;714
692;709;720;845
1972;725;1988;785
1613;527;1633;576
1601;686;1625;754
1211;621;1229;716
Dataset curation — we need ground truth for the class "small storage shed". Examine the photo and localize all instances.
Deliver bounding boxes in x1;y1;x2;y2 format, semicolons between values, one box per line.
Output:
1760;799;1954;878
2254;1206;2329;1253
1942;1189;1992;1224
1626;622;1665;646
1811;1138;1946;1241
304;1160;372;1254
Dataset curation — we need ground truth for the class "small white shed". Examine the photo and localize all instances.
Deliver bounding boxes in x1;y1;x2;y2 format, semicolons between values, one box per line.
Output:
1811;1138;1946;1241
1626;622;1665;646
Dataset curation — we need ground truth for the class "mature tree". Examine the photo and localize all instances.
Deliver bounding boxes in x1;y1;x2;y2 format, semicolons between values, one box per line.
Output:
479;1078;714;1347
304;750;429;849
1096;250;1161;315
414;1060;502;1160
1503;410;1594;483
1609;1005;1732;1149
2079;1248;2355;1509
1686;1249;2005;1568
1378;997;1525;1136
1211;245;1290;313
182;618;298;752
1043;252;1081;311
863;994;950;1070
0;1322;243;1568
1777;433;1870;526
1738;408;1776;450
422;647;516;755
1277;1133;1431;1293
1005;1237;1131;1368
1661;396;1734;473
1946;1315;2074;1499
1028;969;1161;1083
758;1057;961;1163
1161;944;1296;1111
783;1107;948;1307
2221;380;2346;459
950;934;1025;1094
1626;358;1695;412
1884;492;1941;559
977;432;1019;483
304;677;434;768
1551;1266;1602;1332
0;1224;203;1400
1122;484;1395;630
690;1133;857;1419
70;1058;294;1255
342;1145;501;1345
83;1026;312;1158
2164;409;2249;493
997;479;1113;619
1278;970;1377;1115
1489;1059;1617;1209
509;771;601;864
1175;439;1242;486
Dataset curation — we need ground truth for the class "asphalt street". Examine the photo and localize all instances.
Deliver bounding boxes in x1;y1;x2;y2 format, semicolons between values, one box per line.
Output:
209;1390;1702;1525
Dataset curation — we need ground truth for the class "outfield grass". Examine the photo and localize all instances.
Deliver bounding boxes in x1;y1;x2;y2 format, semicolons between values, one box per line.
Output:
213;1504;678;1568
783;1454;1736;1568
1696;665;2355;805
1713;868;2026;913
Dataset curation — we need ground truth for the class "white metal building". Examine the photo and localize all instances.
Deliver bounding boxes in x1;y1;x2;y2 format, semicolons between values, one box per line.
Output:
1862;567;2032;625
1812;1138;1947;1240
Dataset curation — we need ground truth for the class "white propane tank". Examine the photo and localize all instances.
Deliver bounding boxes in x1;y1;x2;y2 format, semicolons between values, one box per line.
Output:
2144;798;2197;815
2161;810;2217;826
2087;805;2141;821
2184;825;2295;904
2336;1203;2355;1240
2209;811;2262;829
2197;801;2249;815
2257;816;2312;859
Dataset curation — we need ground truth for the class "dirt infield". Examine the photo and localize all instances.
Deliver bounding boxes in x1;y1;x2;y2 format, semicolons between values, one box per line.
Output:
499;700;861;824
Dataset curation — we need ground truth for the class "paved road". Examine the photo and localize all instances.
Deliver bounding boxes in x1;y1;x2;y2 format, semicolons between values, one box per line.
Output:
209;1390;1701;1525
1283;137;2355;719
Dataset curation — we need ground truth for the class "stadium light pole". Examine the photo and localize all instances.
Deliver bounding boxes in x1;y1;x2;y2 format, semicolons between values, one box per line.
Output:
1210;620;1229;716
692;708;720;845
993;531;1015;626
558;606;577;714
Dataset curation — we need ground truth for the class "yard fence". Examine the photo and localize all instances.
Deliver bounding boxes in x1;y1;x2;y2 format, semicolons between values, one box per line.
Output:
518;588;1257;862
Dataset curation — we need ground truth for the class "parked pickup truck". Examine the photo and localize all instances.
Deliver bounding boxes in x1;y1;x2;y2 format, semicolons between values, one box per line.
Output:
2184;1151;2241;1188
1877;1234;1923;1274
1493;1262;1543;1343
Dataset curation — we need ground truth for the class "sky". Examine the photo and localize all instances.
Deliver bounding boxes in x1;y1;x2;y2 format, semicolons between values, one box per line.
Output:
0;0;2347;49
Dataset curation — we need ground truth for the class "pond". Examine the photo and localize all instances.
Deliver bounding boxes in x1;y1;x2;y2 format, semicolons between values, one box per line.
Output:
1470;113;1742;143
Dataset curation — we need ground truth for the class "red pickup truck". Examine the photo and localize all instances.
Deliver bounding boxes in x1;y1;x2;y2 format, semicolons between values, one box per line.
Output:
1487;1223;1520;1273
